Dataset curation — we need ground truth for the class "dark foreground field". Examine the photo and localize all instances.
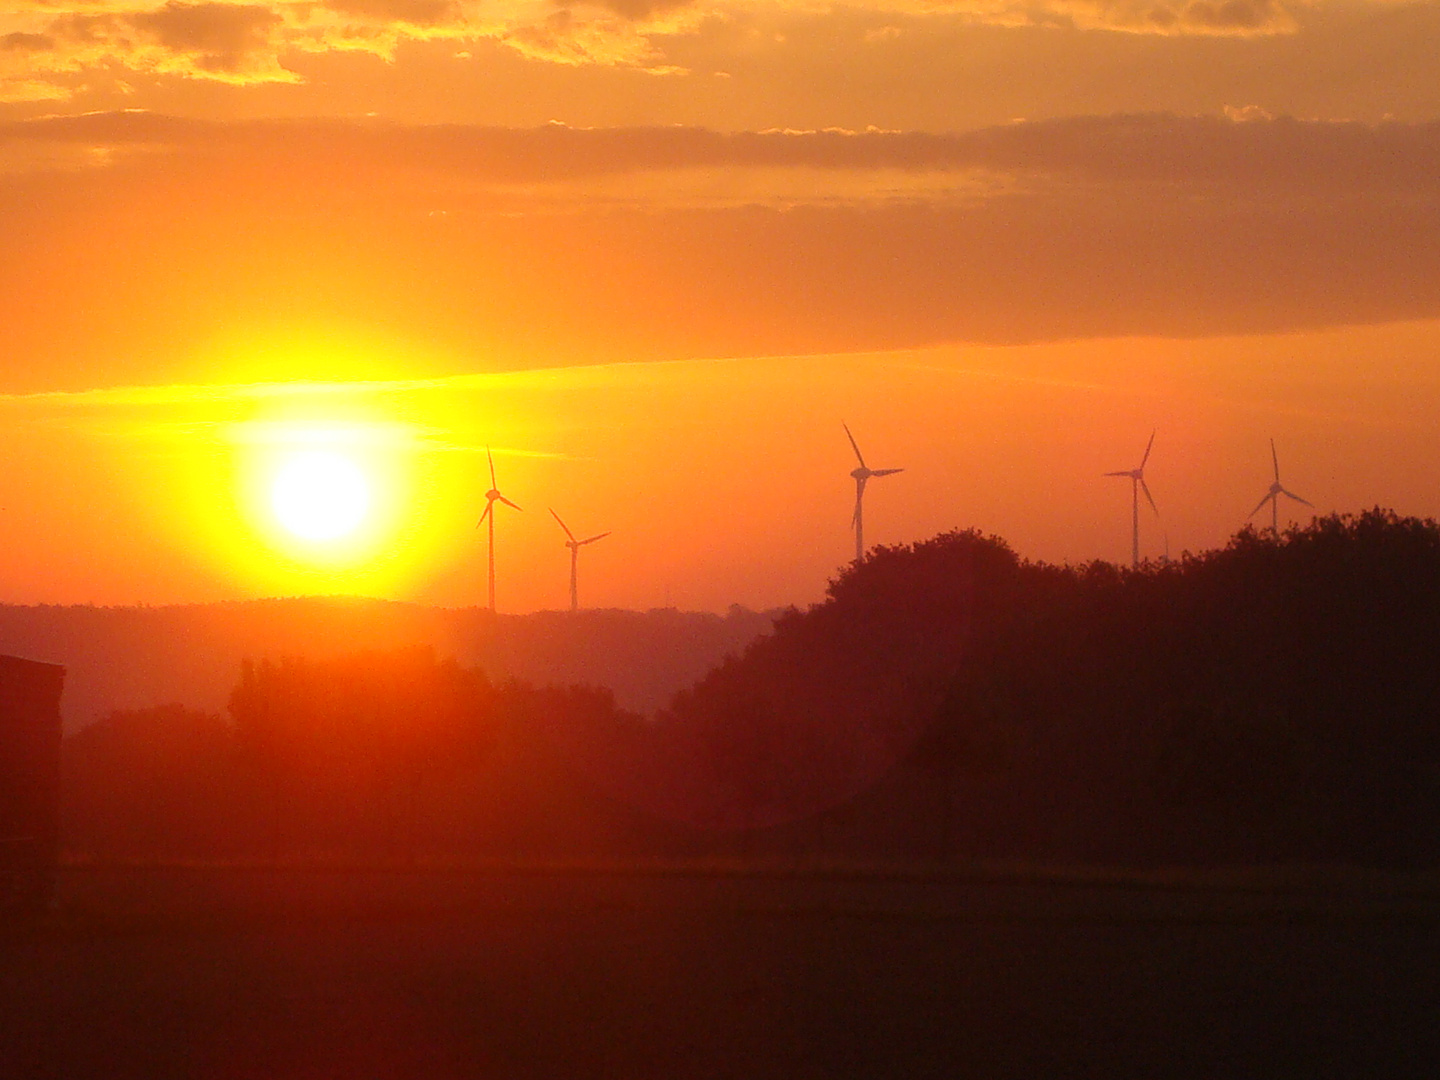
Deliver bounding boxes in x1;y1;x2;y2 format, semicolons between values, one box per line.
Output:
2;866;1438;1079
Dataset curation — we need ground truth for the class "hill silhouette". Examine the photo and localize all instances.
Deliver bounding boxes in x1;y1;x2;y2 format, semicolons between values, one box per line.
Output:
0;600;776;732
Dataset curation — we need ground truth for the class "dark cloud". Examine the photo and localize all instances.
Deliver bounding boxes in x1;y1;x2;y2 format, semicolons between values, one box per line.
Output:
1183;0;1275;30
46;13;119;47
0;32;56;52
324;0;462;28
126;2;282;74
582;0;697;21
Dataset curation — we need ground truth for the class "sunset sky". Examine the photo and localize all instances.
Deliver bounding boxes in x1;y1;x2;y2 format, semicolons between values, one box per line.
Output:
3;0;1440;611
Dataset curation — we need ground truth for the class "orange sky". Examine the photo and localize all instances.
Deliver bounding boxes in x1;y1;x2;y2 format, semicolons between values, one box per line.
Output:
2;3;1440;610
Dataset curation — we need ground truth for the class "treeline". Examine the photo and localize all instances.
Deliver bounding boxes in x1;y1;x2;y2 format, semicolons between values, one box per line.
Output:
921;509;1440;866
61;511;1440;867
0;600;777;731
625;509;1440;866
63;651;691;863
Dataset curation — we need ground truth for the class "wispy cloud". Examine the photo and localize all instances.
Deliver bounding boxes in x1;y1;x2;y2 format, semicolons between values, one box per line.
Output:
900;361;1120;393
8;111;1440;196
0;366;689;454
0;361;727;411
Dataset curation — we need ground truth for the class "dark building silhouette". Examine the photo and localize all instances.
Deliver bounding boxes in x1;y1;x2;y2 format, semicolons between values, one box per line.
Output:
0;655;65;913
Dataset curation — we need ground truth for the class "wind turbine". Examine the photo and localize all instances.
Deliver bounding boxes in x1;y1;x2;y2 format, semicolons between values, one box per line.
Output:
1248;438;1313;536
550;509;610;612
843;423;904;563
1105;431;1159;569
476;447;521;612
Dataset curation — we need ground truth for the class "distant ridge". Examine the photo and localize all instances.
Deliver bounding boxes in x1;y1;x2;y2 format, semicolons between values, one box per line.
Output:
0;599;778;731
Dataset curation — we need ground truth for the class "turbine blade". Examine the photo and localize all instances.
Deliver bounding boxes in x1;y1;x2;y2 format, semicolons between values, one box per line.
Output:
1247;492;1272;519
1281;489;1314;508
1140;477;1159;516
873;468;904;477
487;446;497;488
851;479;866;527
476;502;492;527
843;423;867;469
1103;470;1132;477
498;496;523;512
549;508;576;542
1271;438;1279;484
1140;429;1156;469
578;532;611;545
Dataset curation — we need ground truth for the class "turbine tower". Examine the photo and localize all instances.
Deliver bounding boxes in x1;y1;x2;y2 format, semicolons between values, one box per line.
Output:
843;423;904;563
1105;430;1159;569
550;509;610;613
476;447;521;612
1248;438;1313;536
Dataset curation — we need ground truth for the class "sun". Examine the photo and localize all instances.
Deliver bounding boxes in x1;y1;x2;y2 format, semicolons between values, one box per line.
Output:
270;450;372;541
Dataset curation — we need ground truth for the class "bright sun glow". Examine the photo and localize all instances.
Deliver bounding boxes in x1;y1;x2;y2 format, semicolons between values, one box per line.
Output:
270;450;372;541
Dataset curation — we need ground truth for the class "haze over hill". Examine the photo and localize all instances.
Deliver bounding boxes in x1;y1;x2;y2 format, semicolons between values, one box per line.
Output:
0;600;778;732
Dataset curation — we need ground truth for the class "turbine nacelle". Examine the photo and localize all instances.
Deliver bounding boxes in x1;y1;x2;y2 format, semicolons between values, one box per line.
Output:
1103;431;1156;482
850;466;903;482
477;488;521;525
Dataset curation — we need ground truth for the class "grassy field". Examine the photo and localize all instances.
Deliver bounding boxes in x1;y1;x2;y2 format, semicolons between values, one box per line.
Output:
1;865;1437;1078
